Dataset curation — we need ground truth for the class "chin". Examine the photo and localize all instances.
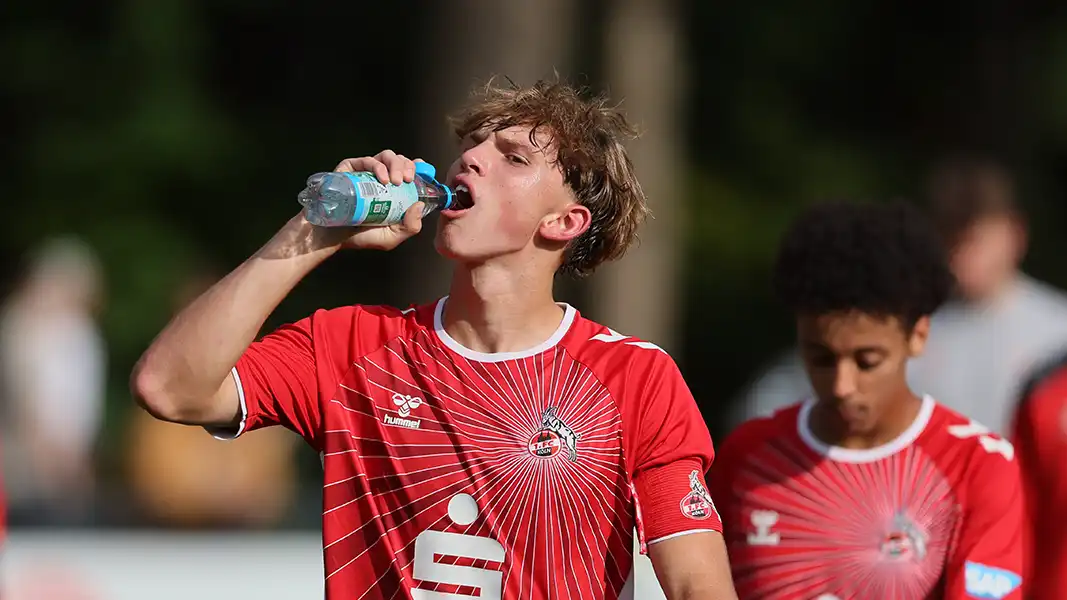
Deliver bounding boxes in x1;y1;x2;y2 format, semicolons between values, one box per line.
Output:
845;421;877;437
432;229;485;264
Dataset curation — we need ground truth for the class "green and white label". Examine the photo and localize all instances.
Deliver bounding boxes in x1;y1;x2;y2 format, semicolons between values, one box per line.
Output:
347;172;420;226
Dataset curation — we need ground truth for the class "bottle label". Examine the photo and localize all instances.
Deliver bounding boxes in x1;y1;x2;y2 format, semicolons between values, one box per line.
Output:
344;172;419;226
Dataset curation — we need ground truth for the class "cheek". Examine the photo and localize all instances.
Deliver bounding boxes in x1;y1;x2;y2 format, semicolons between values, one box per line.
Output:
803;367;837;397
858;360;907;394
486;200;543;239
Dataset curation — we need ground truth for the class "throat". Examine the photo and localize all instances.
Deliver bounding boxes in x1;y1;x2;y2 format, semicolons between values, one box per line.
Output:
811;392;924;451
443;262;566;355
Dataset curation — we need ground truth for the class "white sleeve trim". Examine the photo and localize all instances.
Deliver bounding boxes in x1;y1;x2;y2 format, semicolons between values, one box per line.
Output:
646;529;718;545
204;366;248;441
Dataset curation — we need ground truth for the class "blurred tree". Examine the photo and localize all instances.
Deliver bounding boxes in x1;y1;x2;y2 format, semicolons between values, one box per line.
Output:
590;0;686;354
403;0;579;305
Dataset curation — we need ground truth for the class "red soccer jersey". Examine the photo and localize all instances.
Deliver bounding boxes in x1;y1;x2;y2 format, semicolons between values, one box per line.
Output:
1011;352;1067;600
709;396;1025;600
214;298;720;600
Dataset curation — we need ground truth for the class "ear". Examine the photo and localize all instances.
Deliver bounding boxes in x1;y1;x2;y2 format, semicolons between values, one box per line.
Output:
539;203;592;243
907;315;931;357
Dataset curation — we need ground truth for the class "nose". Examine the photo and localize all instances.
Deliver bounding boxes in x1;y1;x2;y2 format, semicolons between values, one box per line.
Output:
459;138;489;176
832;361;859;401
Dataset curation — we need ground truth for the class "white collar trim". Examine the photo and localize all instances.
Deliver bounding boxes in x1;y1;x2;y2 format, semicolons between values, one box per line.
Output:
433;296;576;363
797;394;935;463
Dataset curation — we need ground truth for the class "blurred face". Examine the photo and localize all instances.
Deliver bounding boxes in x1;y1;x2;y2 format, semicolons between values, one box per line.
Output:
948;215;1025;301
435;125;590;267
798;311;929;437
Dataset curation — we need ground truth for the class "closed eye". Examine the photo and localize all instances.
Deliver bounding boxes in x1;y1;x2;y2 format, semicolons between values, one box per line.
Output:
507;154;529;165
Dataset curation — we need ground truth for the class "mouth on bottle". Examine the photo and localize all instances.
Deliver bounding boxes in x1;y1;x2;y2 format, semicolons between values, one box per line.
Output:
451;184;475;210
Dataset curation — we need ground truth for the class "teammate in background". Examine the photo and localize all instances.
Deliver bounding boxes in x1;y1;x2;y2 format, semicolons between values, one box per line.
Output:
1011;351;1067;600
131;80;737;600
728;158;1067;436
709;202;1026;599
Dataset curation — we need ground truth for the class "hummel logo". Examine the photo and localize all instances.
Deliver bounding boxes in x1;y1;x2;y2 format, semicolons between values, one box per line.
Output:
393;393;423;417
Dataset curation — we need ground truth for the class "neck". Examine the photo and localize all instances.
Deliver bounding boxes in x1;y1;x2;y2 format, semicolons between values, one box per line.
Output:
443;259;564;354
960;271;1020;309
811;390;923;451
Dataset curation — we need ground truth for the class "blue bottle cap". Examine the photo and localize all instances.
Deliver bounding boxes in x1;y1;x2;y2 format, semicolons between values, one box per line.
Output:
414;161;436;179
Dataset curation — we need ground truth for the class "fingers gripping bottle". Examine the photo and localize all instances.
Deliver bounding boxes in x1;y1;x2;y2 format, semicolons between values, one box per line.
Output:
297;162;454;227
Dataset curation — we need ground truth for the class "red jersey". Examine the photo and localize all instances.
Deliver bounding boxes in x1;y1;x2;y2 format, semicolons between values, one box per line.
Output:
214;298;719;600
709;396;1025;600
1011;352;1067;600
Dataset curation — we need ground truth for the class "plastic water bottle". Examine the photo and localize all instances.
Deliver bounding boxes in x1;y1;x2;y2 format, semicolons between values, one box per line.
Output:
298;161;454;227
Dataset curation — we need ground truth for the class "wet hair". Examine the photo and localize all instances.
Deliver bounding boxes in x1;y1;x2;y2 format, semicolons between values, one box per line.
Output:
450;77;649;277
773;201;955;329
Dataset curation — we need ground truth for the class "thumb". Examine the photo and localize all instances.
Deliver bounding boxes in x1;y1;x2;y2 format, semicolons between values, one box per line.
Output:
398;202;425;235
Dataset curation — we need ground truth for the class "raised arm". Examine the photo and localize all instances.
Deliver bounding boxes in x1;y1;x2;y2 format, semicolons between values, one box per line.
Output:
130;151;424;428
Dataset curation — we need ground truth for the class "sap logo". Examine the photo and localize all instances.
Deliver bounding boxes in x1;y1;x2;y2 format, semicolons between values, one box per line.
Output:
964;561;1021;599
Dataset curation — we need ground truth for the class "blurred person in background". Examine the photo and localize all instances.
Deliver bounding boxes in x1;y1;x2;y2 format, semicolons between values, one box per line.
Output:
0;238;106;526
711;201;1025;599
130;80;738;600
728;157;1067;436
125;268;299;529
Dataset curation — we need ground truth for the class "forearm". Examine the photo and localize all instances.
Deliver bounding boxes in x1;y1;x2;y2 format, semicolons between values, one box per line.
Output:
131;215;339;423
650;532;738;600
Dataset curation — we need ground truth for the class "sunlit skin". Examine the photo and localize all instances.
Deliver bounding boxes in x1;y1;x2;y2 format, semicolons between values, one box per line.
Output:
436;125;591;267
798;311;931;449
419;125;595;357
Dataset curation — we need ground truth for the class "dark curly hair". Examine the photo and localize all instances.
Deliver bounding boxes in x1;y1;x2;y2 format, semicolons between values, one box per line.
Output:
773;201;955;329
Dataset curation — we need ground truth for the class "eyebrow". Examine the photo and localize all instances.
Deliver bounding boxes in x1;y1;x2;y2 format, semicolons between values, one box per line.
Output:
801;342;888;354
497;134;537;153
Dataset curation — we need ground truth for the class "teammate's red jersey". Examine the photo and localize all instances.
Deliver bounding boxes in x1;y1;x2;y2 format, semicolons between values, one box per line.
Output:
1011;352;1067;600
710;396;1025;600
213;298;720;600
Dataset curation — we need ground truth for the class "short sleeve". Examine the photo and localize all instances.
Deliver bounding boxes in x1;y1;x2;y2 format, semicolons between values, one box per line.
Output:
208;305;374;450
625;351;721;550
944;448;1026;600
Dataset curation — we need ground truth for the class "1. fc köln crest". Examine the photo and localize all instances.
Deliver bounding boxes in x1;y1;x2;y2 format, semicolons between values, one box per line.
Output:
680;470;717;520
528;407;580;461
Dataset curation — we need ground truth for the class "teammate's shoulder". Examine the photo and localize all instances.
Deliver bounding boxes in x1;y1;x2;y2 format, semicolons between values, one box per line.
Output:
722;402;803;451
925;401;1017;469
1018;347;1067;409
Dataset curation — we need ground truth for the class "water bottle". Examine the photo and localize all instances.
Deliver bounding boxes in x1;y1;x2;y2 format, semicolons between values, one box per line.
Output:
297;161;454;227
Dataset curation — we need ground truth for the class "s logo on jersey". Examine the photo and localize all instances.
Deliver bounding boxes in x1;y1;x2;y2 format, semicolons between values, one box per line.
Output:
964;562;1021;599
529;407;580;461
680;470;717;520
